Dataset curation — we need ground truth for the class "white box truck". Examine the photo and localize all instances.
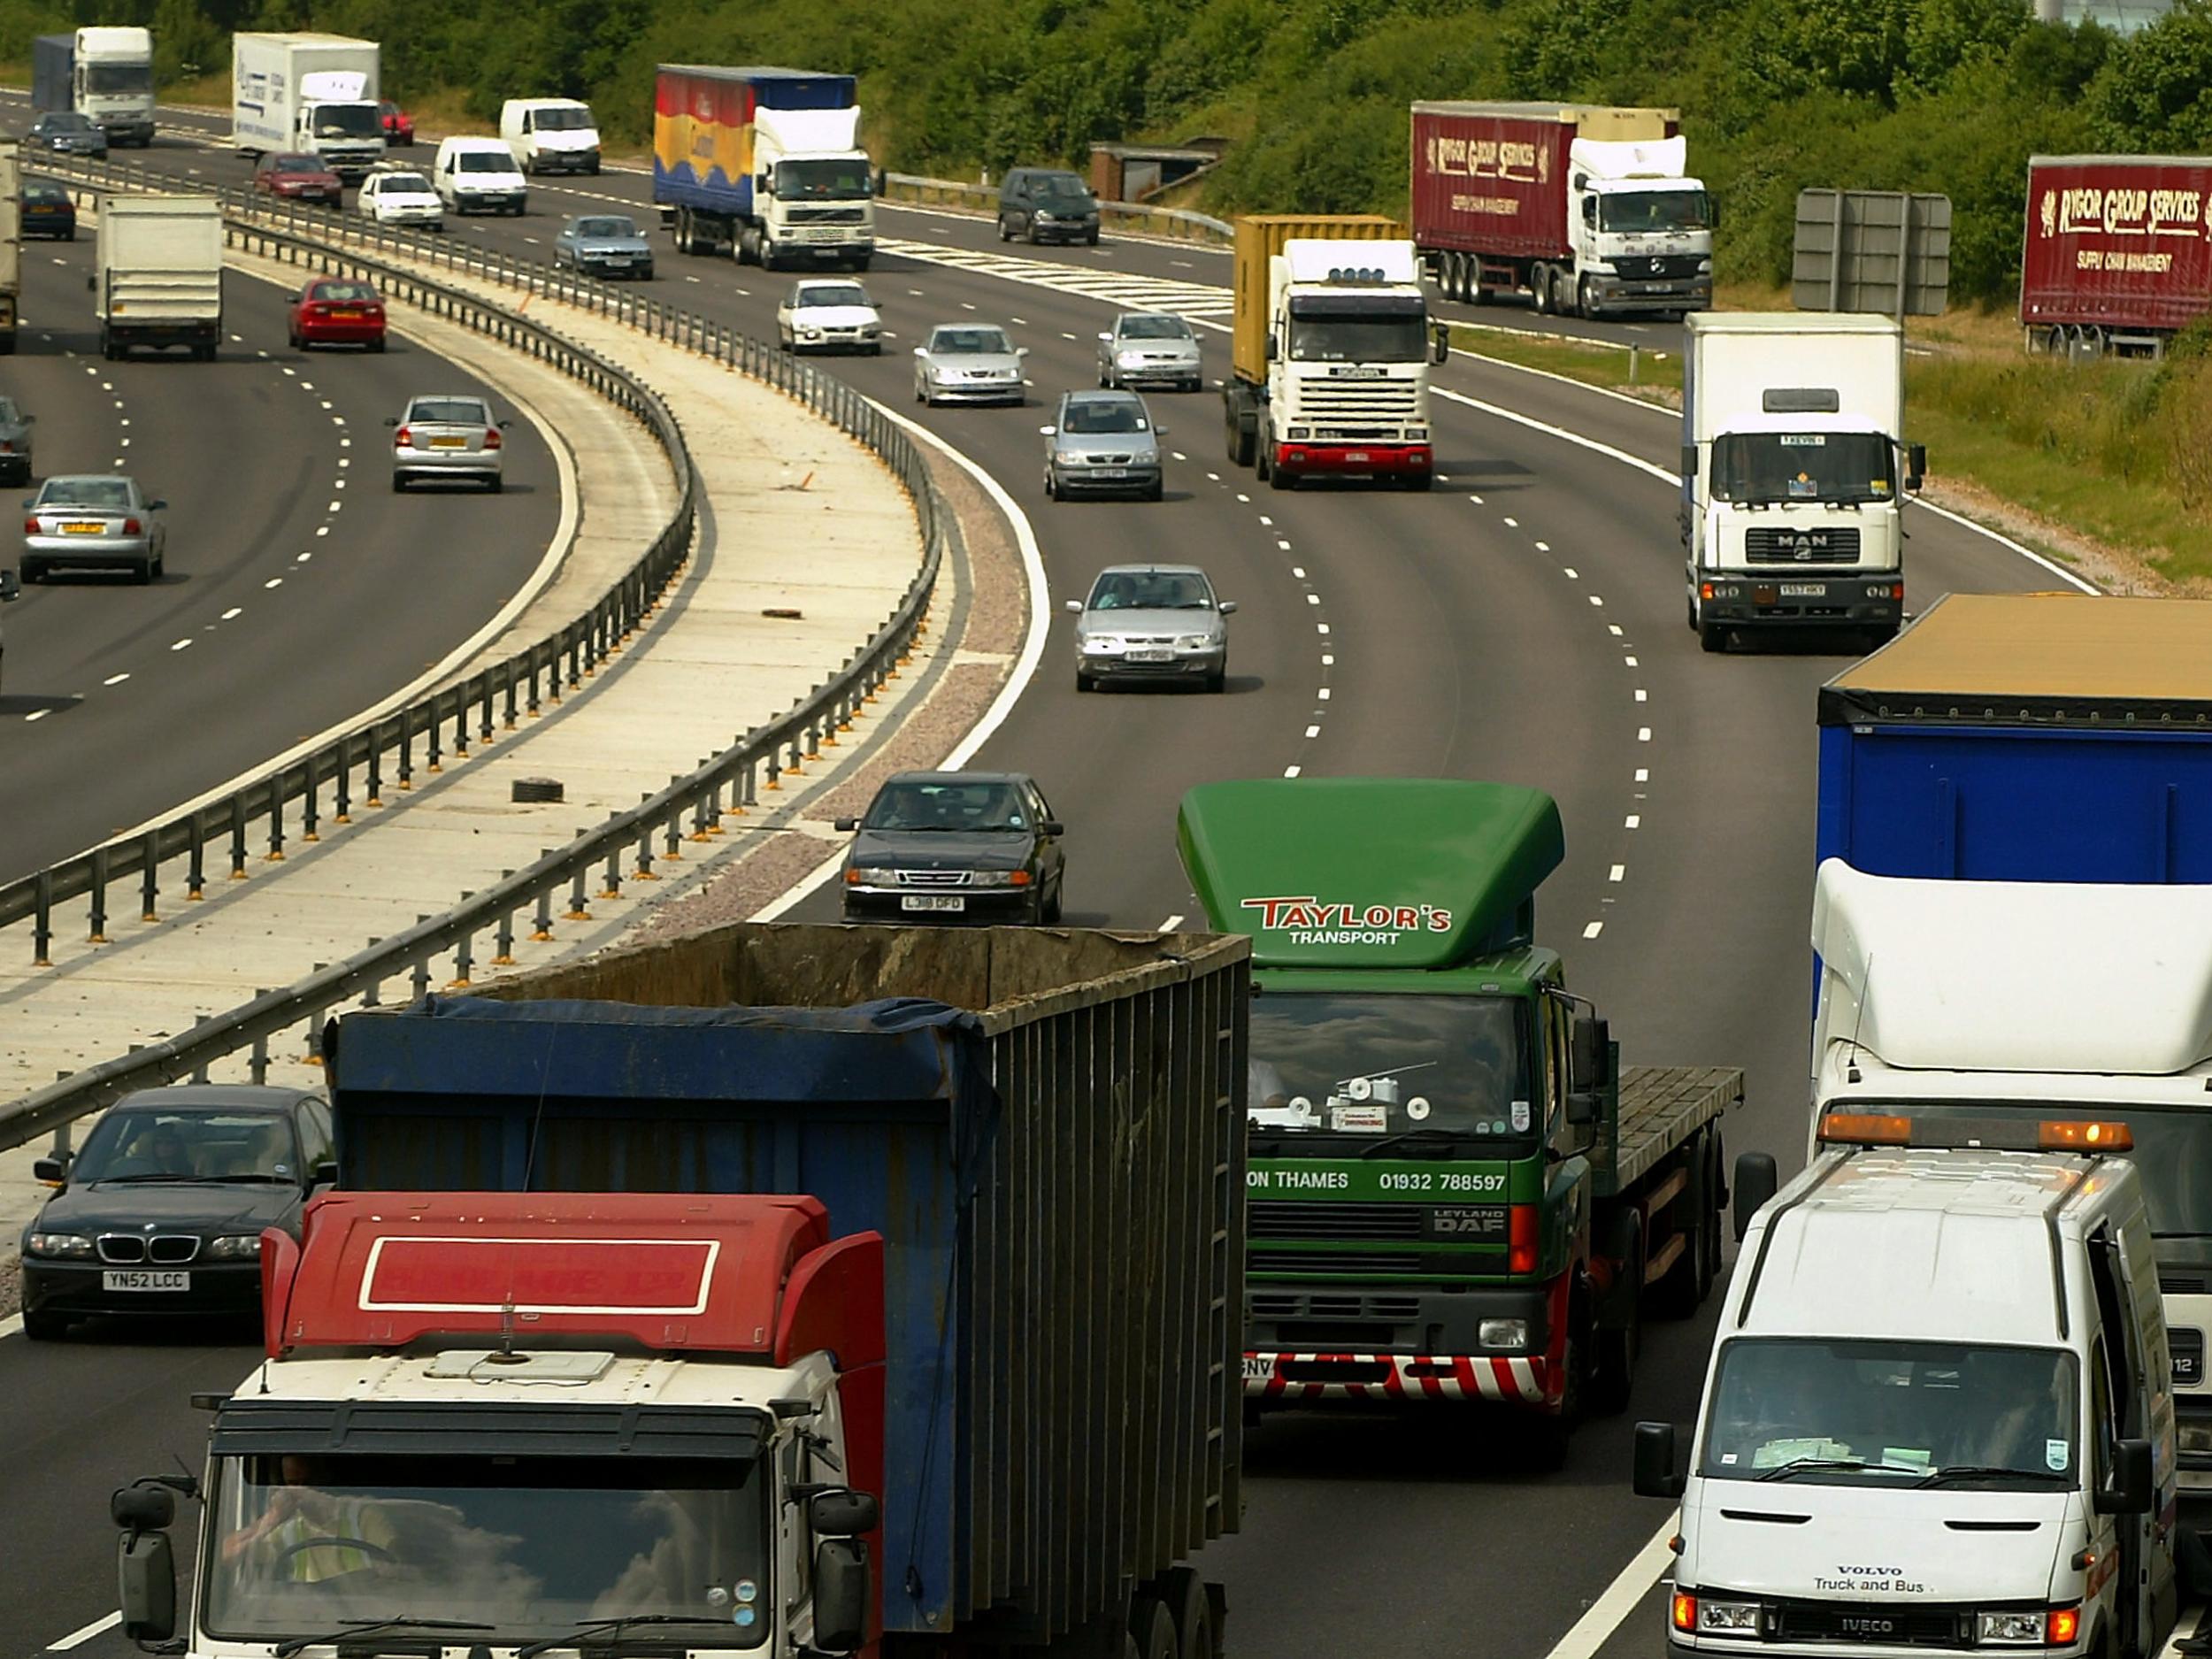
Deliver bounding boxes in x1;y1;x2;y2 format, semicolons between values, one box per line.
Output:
1634;1110;2177;1659
231;33;384;180
32;27;157;148
94;196;223;361
0;138;20;356
1680;312;1923;654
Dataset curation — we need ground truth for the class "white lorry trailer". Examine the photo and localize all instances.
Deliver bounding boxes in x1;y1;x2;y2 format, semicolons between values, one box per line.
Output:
1680;312;1923;653
1809;857;2212;1494
0;137;19;356
95;196;223;361
1636;1109;2177;1659
32;28;157;148
231;33;384;181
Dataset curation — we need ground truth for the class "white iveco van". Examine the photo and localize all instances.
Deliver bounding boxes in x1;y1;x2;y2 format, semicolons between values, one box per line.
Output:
1637;1114;2177;1659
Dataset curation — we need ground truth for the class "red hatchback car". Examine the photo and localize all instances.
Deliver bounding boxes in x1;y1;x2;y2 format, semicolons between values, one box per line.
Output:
289;279;388;351
254;151;342;206
380;100;415;146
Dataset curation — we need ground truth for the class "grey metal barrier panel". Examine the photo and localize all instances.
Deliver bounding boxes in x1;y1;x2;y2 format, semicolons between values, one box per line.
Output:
0;158;949;1150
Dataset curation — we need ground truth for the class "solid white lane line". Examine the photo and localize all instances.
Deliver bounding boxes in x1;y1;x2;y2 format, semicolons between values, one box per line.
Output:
1539;1516;1677;1659
48;1611;122;1650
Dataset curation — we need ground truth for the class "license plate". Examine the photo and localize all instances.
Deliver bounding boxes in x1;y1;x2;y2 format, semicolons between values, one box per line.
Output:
62;521;104;534
1779;583;1825;597
429;436;468;449
902;895;965;913
1346;451;1371;463
103;1270;189;1292
1242;1356;1273;1382
1127;650;1174;664
1091;468;1129;480
331;309;364;319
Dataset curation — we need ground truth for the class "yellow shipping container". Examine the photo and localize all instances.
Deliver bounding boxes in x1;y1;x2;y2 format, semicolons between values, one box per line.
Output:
1230;214;1408;385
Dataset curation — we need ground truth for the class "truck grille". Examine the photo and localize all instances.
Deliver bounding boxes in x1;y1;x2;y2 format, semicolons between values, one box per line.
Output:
1294;381;1420;426
1248;1290;1422;1320
1769;1598;1969;1646
787;207;867;224
1618;252;1706;280
1745;526;1863;564
1250;1249;1423;1274
1249;1202;1422;1240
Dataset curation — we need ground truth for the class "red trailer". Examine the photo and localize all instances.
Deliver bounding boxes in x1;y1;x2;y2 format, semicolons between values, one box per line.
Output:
2022;153;2212;357
1410;102;1712;319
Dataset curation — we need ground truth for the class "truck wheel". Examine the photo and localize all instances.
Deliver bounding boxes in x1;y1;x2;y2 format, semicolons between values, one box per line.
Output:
1530;1310;1586;1470
1223;400;1254;468
1578;276;1598;319
1163;1569;1216;1659
1698;619;1729;654
1654;1130;1716;1318
1592;1229;1643;1416
1131;1596;1179;1659
1530;265;1551;315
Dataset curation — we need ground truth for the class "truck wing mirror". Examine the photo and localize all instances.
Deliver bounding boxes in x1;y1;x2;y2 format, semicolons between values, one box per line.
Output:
807;1487;880;1537
1264;332;1279;362
0;570;19;603
111;1483;175;1531
1632;1420;1685;1500
1906;442;1926;492
1733;1150;1778;1242
811;1536;870;1652
1430;324;1450;365
2097;1437;2154;1515
1570;1015;1610;1092
116;1527;176;1644
872;167;887;197
1680;444;1698;483
1566;1089;1602;1127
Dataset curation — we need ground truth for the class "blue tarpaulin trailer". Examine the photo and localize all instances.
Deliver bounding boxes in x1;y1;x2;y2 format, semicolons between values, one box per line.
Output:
1817;592;2212;883
326;922;1248;1651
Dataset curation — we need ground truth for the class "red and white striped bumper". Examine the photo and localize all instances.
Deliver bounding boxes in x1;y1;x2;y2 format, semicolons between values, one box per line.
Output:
1246;1351;1554;1406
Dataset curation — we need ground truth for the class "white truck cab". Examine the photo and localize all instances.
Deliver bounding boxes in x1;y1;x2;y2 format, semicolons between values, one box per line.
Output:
746;104;875;272
1560;134;1712;319
1810;858;2212;1494
1637;1113;2177;1659
1681;312;1924;654
499;97;601;176
73;27;156;148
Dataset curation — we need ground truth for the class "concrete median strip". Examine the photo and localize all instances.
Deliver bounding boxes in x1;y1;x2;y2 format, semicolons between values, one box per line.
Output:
0;241;1028;1260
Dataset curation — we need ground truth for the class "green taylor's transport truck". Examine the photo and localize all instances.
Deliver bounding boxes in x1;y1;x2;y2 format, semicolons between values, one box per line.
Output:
1179;777;1744;1453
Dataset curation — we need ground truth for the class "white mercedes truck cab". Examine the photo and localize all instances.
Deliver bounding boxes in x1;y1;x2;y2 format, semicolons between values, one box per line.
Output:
1636;1112;2177;1659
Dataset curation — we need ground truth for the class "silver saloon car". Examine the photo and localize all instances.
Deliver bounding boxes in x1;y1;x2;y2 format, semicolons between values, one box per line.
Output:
21;474;166;583
1041;389;1164;502
552;213;655;280
1097;312;1203;392
1065;562;1233;693
388;394;511;492
912;325;1027;407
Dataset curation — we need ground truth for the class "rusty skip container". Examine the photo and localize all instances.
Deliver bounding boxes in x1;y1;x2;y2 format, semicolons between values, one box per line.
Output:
325;921;1249;1648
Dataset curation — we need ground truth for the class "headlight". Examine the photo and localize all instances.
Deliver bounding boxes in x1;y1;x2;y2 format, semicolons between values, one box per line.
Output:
2178;1421;2212;1454
26;1232;92;1258
844;866;896;887
1079;635;1116;655
970;870;1033;888
1409;426;1430;442
1054;449;1080;465
1286;427;1310;441
1698;257;1714;273
802;328;823;340
1976;1611;2046;1646
1174;634;1215;650
1477;1317;1528;1350
1697;1600;1761;1636
206;1235;263;1261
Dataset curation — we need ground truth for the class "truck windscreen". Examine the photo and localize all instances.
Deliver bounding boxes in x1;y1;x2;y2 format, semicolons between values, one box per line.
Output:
86;64;152;94
775;157;872;201
1600;189;1710;233
1701;1337;2077;1488
202;1450;771;1646
1287;296;1428;364
1247;993;1531;1139
311;104;380;140
1711;431;1895;505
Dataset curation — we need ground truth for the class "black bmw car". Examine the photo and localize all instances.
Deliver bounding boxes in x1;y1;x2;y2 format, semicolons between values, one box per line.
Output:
18;1084;334;1340
836;771;1067;924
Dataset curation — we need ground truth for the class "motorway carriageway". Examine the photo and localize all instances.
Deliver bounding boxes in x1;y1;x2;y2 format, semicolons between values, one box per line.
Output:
0;116;2139;1659
0;212;558;881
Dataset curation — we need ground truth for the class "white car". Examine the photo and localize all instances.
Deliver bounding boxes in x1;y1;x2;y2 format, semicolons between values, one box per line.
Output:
776;280;882;355
357;169;443;229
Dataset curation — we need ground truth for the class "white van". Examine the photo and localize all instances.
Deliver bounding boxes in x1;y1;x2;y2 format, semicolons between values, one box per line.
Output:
498;97;600;176
1637;1113;2177;1659
433;134;526;216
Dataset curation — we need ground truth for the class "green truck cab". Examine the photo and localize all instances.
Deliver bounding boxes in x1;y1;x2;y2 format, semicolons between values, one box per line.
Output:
1179;777;1744;1455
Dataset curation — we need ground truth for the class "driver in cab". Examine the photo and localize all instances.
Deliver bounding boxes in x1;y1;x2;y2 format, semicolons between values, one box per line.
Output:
223;1455;401;1584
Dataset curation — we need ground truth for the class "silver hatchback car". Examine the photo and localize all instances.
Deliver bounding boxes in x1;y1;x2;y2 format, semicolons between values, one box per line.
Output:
21;474;166;583
1041;389;1165;502
388;394;511;492
1097;312;1203;392
1065;563;1233;693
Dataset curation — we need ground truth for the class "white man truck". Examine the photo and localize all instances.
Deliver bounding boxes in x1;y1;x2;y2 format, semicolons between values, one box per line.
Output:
1221;214;1448;491
1638;1110;2177;1659
1809;857;2212;1494
232;33;385;181
1411;101;1713;319
95;196;222;361
32;28;157;149
1681;311;1923;654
